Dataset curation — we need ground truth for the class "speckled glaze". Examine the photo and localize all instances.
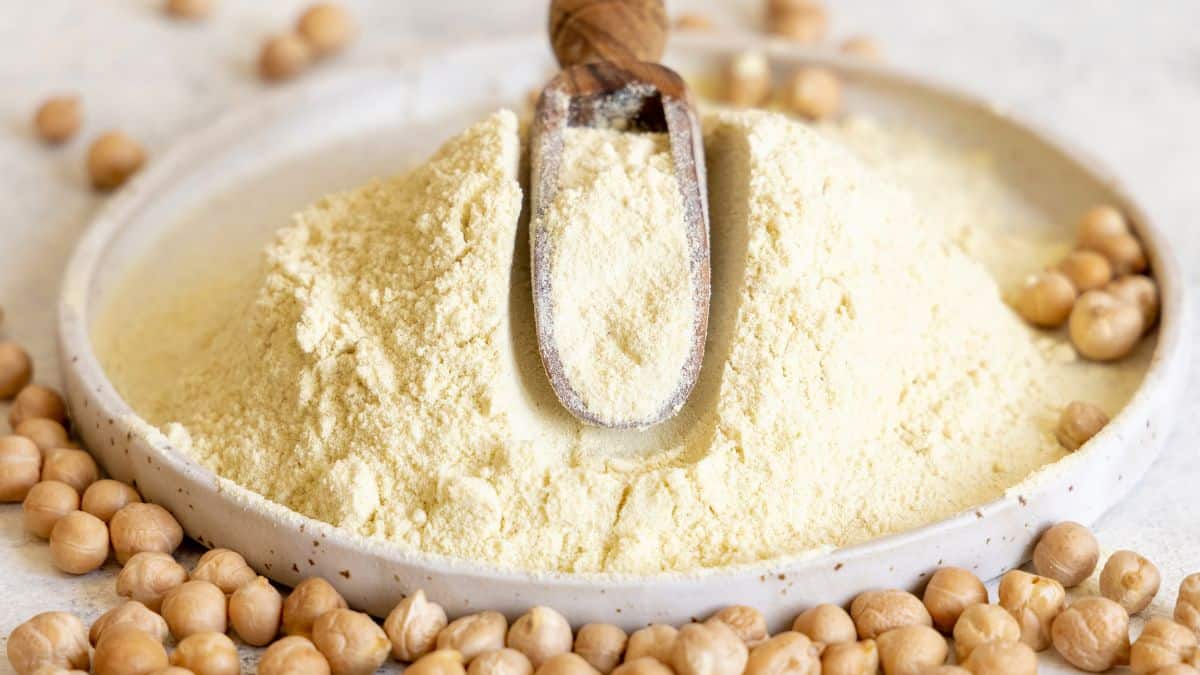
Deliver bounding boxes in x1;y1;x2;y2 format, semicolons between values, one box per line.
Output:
57;35;1188;630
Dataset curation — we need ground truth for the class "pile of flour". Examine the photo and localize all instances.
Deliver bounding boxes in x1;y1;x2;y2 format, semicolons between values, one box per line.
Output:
100;108;1074;574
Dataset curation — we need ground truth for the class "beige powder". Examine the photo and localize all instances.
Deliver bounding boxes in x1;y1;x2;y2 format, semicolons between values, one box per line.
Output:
96;108;1135;574
544;127;693;426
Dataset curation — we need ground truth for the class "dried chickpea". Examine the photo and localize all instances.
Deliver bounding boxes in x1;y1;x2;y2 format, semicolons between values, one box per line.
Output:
169;632;238;675
23;480;80;538
1033;521;1099;587
1070;288;1144;361
160;580;227;640
1130;617;1197;675
384;589;447;662
82;480;141;523
839;36;882;62
409;650;467;675
766;0;827;43
1051;596;1130;671
165;0;213;20
312;608;390;675
609;658;669;675
723;51;771;108
7;612;90;675
1100;549;1161;614
10;385;67;427
874;625;946;675
1055;401;1109;451
0;341;34;399
34;96;82;144
922;567;987;633
792;603;856;646
673;13;713;31
706;605;767;646
116;551;189;612
535;653;599;675
780;67;841;121
1078;205;1129;248
283;577;348;637
229;576;283;646
572;623;626;673
90;601;168;646
190;548;256;594
960;640;1036;675
297;3;355;57
437;611;507;663
625;624;677;664
508;606;573;668
951;603;1019;662
87;132;146;191
109;502;183;563
849;589;931;639
671;621;747;675
1176;573;1200;633
1087;233;1148;275
259;636;331;675
49;510;109;574
1108;274;1159;333
819;640;878;675
0;435;42;502
93;627;169;675
41;449;99;494
259;34;313;82
469;649;533;675
743;632;819;675
997;569;1065;651
1015;271;1077;328
1060;249;1114;292
15;418;69;452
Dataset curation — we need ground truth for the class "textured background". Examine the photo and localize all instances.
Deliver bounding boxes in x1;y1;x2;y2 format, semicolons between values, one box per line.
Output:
2;1;1198;672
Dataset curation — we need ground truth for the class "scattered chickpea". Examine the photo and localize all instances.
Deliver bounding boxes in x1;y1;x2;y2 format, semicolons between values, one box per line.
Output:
922;567;987;633
168;631;238;675
109;502;183;563
9;384;67;427
0;435;42;503
671;621;748;675
819;640;878;675
609;658;670;675
1175;573;1200;634
673;13;713;31
6;612;90;675
297;3;355;57
535;653;600;675
780;67;841;121
572;623;626;674
160;580;227;640
1107;274;1160;333
951;603;1019;662
283;577;348;637
624;624;677;664
259;636;332;675
49;510;109;574
1086;233;1148;275
116;551;189;612
1051;596;1130;672
1015;271;1077;328
743;632;819;675
259;33;313;82
436;611;507;663
1077;205;1129;249
23;480;80;538
1055;401;1109;451
41;449;100;494
89;601;168;646
33;95;82;144
14;418;69;452
87;131;147;191
766;0;828;43
1130;617;1197;675
1100;549;1161;614
706;605;767;647
792;603;856;646
960;640;1036;675
508;606;573;668
723;51;771;108
384;589;447;662
1033;521;1099;587
165;0;213;20
469;649;533;675
1059;249;1114;292
849;589;931;640
312;608;391;675
190;548;256;594
839;36;882;62
93;627;169;675
0;341;34;399
874;625;947;675
229;576;283;646
997;569;1065;651
81;480;142;523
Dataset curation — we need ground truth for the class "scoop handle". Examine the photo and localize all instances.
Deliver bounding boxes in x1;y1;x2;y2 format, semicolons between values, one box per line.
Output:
548;0;667;69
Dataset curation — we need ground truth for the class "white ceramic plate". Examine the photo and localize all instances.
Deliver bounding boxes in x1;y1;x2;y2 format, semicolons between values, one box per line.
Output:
58;34;1189;630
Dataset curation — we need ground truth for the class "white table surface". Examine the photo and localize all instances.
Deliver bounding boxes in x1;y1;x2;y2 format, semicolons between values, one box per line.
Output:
1;1;1197;672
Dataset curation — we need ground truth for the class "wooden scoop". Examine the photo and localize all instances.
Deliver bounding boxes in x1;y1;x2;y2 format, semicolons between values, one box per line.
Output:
530;0;711;429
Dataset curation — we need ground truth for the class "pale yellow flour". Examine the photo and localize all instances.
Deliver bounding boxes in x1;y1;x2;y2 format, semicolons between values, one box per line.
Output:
95;108;1126;574
545;128;693;426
